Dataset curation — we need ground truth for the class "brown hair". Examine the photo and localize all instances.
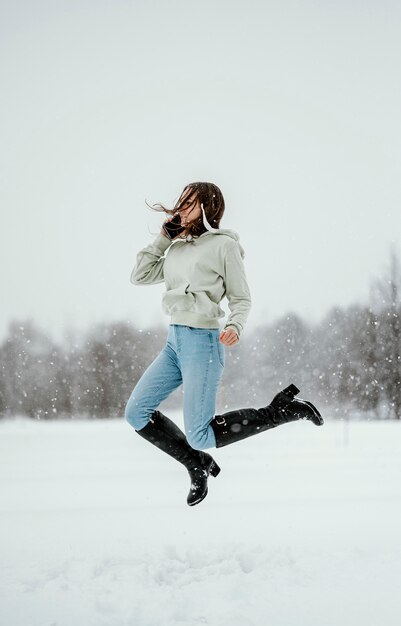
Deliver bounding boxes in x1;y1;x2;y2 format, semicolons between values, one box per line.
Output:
145;182;225;238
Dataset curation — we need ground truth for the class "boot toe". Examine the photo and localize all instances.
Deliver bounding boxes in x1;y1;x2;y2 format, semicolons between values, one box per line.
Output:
186;467;209;506
295;399;324;425
187;487;208;506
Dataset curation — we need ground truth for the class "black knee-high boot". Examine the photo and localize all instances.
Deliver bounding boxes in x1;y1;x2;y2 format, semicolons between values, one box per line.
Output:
135;410;221;506
210;384;324;448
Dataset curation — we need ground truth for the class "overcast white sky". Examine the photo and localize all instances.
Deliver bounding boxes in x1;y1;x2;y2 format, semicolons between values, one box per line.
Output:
1;0;401;344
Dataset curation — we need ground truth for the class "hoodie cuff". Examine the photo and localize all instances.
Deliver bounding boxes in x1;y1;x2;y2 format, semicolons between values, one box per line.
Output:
223;324;241;338
152;233;173;254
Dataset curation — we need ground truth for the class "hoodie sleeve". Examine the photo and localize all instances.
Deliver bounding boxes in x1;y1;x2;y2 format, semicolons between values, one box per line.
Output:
222;243;252;338
130;233;172;285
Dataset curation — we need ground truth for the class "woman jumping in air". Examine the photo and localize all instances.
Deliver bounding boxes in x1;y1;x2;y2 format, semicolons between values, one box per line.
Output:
125;182;323;506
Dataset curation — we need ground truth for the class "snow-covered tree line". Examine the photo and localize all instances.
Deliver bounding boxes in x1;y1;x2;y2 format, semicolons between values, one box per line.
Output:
1;250;400;420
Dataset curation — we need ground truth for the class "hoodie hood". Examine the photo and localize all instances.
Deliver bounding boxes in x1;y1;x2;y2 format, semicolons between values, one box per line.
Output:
178;203;245;258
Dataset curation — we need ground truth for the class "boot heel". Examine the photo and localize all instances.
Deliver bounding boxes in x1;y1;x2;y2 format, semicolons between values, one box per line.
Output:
282;384;300;398
209;461;221;477
270;383;301;410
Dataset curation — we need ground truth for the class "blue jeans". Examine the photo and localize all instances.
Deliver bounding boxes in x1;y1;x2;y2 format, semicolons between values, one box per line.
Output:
124;324;225;450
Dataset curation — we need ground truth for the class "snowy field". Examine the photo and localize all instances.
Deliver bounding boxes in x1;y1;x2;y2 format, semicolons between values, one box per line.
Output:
1;415;400;626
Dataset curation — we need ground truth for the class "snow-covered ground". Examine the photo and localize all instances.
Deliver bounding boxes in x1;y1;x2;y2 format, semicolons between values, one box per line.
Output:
1;415;400;626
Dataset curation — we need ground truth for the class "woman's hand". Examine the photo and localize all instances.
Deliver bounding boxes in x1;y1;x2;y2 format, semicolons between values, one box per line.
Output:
219;328;239;346
160;216;173;237
160;214;187;239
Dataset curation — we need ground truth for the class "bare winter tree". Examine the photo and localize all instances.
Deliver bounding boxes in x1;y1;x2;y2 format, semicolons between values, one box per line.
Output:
312;305;351;416
0;319;58;418
339;304;381;417
369;245;401;419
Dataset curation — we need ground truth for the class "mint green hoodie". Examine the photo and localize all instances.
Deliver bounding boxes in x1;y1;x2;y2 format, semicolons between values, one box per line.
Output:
130;218;252;338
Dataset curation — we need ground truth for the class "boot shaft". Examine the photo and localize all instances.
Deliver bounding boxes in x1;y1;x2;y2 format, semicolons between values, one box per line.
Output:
210;403;301;448
135;410;201;470
210;384;322;448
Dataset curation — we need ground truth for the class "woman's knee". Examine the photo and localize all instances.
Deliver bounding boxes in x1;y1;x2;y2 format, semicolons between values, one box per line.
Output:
124;397;149;430
186;429;212;451
124;407;140;430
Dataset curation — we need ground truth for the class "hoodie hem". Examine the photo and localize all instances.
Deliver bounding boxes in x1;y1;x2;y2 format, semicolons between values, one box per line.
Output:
169;311;221;329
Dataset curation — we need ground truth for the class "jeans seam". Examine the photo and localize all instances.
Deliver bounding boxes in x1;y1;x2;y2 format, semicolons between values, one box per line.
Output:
215;336;225;368
197;335;213;436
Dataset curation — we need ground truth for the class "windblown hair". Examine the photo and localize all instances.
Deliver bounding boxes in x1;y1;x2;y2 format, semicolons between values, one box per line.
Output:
145;182;225;238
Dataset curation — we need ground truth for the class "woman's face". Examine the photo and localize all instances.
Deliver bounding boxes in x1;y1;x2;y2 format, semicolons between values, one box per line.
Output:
176;188;202;229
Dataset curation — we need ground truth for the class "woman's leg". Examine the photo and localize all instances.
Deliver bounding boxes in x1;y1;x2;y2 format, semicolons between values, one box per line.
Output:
124;327;182;430
177;326;225;450
124;325;221;506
